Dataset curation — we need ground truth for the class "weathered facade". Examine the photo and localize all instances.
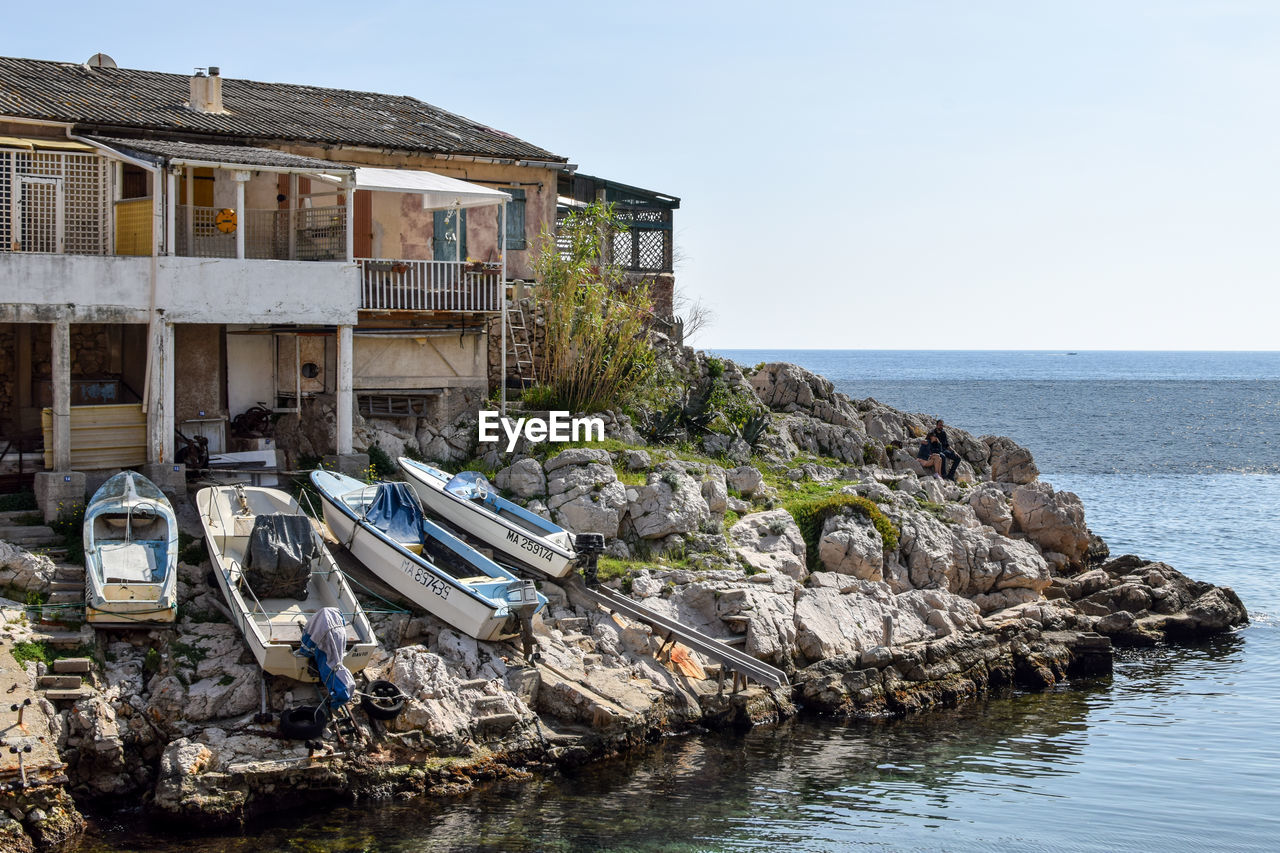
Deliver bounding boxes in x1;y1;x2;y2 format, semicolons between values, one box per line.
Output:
0;55;569;515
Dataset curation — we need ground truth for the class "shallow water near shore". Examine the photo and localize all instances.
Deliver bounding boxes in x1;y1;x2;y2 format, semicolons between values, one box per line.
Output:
77;351;1280;852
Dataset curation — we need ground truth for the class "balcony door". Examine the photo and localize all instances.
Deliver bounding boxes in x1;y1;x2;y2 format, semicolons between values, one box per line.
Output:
16;175;62;253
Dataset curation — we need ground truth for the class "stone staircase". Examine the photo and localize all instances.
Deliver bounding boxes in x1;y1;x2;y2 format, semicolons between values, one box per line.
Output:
0;510;60;548
37;658;94;702
45;565;85;611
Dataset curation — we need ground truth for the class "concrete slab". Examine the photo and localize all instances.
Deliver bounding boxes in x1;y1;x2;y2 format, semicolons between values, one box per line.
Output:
33;471;86;523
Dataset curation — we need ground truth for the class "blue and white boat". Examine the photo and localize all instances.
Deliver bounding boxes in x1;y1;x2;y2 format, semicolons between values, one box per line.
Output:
310;470;545;641
396;458;577;579
83;471;178;625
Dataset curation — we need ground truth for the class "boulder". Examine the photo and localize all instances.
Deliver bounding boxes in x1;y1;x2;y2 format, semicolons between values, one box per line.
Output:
496;458;546;498
625;464;711;540
0;540;56;594
1010;482;1091;564
817;513;884;581
726;465;765;499
984;436;1039;485
727;509;807;581
969;484;1013;535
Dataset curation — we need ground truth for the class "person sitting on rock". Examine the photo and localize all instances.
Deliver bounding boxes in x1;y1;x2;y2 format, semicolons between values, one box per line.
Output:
929;419;962;481
917;435;946;478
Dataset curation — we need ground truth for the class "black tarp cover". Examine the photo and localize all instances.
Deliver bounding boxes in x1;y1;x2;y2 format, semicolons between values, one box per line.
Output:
243;513;318;599
363;482;425;545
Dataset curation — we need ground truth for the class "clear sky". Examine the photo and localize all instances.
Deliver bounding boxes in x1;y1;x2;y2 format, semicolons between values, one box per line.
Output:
6;2;1277;349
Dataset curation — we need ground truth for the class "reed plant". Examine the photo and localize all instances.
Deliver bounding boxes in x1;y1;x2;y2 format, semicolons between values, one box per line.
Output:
531;202;656;413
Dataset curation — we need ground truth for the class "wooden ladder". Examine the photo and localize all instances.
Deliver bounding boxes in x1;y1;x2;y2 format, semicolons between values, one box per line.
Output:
505;302;536;389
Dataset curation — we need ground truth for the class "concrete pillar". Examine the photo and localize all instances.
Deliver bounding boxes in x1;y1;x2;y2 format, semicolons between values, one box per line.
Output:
234;170;251;260
16;324;31;414
336;325;354;455
35;315;84;521
166;170;177;255
146;318;175;465
344;185;355;262
51;316;71;471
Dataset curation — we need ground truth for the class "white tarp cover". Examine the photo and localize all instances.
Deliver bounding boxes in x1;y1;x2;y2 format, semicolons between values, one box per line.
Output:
353;167;511;210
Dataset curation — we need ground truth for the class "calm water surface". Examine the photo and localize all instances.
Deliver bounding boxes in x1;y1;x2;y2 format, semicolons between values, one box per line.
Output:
81;351;1279;852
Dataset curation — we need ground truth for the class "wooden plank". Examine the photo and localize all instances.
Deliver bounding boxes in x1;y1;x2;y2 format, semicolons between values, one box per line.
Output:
41;403;146;469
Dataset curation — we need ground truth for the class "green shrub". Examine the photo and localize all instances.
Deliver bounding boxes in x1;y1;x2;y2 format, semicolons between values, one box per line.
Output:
10;640;53;667
0;492;37;512
531;202;657;413
365;443;397;479
785;493;900;569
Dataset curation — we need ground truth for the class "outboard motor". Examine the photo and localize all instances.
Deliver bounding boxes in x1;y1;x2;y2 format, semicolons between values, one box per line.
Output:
574;533;605;586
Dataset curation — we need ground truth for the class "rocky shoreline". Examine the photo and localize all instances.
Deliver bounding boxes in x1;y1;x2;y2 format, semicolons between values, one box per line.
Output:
0;356;1248;851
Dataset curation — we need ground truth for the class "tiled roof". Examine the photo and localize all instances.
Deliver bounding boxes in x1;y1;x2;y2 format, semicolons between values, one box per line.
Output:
0;55;566;163
87;136;351;172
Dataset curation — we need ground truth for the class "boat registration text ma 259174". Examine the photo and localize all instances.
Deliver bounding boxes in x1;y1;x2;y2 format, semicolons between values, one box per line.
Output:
507;528;555;563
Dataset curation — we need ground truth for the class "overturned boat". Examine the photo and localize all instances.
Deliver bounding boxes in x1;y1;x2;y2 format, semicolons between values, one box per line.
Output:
311;470;545;642
195;484;377;682
83;471;178;625
397;458;581;579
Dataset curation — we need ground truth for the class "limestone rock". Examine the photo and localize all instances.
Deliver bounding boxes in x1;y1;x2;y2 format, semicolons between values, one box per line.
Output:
984;436;1039;485
625;464;711;540
496;458;546;498
1011;482;1090;564
0;540;57;594
726;465;765;499
817;513;884;581
727;509;807;581
970;484;1014;535
701;469;729;515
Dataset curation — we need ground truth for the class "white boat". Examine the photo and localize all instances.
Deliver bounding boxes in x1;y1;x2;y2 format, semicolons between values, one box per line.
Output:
310;470;545;642
82;471;178;625
195;484;377;682
396;458;578;579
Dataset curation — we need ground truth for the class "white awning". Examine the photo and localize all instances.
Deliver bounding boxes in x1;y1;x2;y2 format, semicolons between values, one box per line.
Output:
352;167;511;210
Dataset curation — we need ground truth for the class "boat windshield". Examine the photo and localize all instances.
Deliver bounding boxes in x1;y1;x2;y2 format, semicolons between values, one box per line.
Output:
93;471;167;505
445;471;491;501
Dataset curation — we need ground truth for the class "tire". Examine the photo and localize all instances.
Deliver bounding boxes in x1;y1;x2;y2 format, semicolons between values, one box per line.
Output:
278;704;330;740
361;679;405;721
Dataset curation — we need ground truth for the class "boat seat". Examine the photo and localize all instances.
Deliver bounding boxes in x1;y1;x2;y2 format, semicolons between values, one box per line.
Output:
457;575;495;585
97;542;158;583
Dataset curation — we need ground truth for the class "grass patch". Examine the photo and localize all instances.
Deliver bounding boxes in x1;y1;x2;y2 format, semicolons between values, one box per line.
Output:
49;503;86;565
10;640;53;667
9;640;94;668
614;467;648;487
784;493;900;570
170;639;208;667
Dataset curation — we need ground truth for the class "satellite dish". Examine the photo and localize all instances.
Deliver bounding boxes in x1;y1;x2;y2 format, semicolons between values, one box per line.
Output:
86;53;118;69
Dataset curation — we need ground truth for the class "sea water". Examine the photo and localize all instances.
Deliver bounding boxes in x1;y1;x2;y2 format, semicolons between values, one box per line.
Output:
80;351;1280;852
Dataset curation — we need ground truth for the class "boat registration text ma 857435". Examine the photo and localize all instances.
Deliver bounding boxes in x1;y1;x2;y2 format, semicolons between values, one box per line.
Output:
400;558;451;599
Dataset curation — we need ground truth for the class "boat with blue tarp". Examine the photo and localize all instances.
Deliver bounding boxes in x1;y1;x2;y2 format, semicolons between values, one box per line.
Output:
311;470;545;642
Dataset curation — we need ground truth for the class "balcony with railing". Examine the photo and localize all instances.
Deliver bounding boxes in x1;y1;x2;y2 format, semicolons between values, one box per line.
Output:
174;205;347;261
356;259;501;313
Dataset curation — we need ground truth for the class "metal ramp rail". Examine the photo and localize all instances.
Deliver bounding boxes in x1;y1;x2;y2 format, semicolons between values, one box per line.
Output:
556;574;789;691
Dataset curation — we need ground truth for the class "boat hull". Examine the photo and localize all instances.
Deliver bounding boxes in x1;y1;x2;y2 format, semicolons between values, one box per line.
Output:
195;484;377;682
397;459;576;578
311;471;539;642
83;471;178;626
